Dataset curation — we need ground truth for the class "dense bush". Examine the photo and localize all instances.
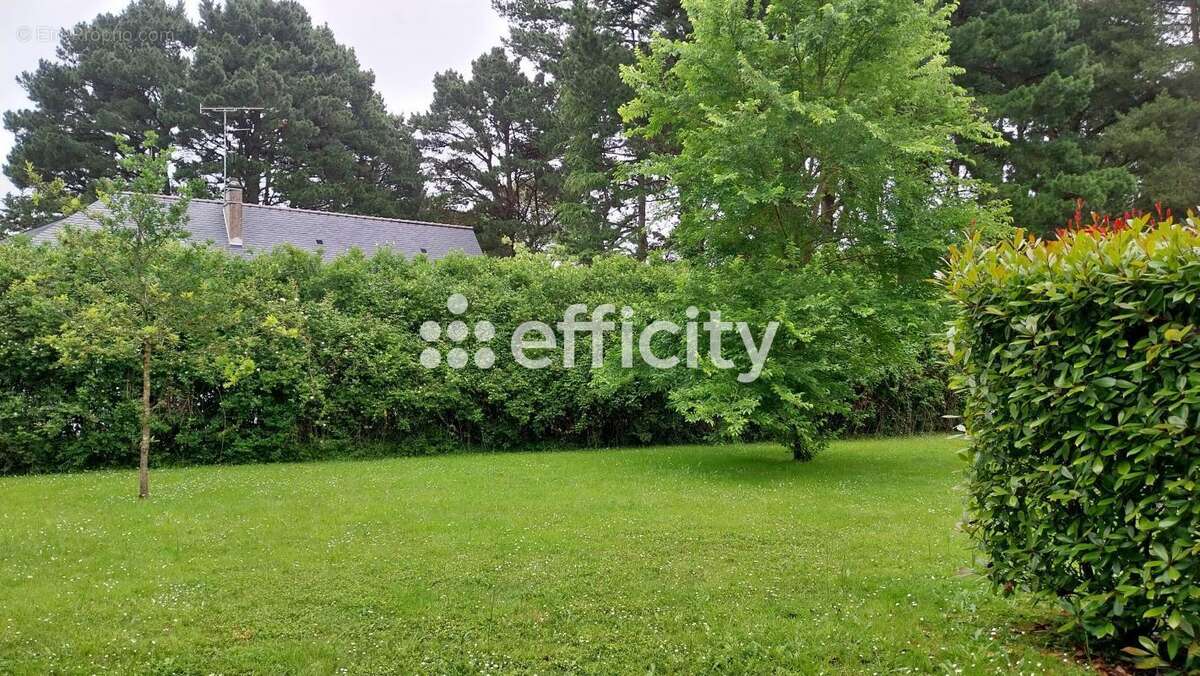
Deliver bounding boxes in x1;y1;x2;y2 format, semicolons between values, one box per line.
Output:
944;218;1200;668
836;355;958;437
0;229;935;473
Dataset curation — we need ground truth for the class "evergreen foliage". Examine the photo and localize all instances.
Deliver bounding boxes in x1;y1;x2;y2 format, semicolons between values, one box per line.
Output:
412;48;561;255
497;0;689;258
3;0;195;202
0;229;934;471
3;0;424;232
944;217;1200;668
950;0;1200;233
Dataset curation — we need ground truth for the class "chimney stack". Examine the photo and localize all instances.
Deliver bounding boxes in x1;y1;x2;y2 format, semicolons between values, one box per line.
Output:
223;183;244;247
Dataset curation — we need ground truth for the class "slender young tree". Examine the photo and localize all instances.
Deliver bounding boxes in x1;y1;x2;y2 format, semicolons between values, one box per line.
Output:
31;133;205;498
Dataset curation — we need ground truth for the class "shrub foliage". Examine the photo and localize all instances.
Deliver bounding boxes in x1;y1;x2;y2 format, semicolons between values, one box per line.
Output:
0;230;940;473
944;217;1200;667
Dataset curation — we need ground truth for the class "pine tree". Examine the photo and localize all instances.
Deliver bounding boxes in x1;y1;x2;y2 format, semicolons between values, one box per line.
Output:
1084;0;1200;214
949;0;1136;234
498;0;688;258
4;0;424;223
950;0;1200;231
179;0;424;216
413;48;561;255
2;189;74;236
3;0;195;201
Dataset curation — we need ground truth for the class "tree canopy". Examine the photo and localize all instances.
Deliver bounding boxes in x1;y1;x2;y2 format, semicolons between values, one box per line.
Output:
950;0;1200;233
3;0;1198;246
3;0;423;232
413;47;561;255
498;0;690;259
620;0;1006;274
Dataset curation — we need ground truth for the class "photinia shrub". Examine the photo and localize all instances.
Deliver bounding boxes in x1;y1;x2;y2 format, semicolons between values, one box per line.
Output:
943;215;1200;668
1055;198;1175;240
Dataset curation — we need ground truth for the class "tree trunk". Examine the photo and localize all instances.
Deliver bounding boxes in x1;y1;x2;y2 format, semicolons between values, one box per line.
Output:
138;340;151;499
1191;0;1199;48
636;190;648;261
791;437;815;462
821;192;836;234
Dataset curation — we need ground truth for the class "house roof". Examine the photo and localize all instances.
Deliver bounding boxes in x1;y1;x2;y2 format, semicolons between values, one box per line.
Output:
24;195;483;261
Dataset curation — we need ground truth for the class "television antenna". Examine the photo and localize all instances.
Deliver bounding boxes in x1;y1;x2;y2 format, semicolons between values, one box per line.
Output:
200;106;266;191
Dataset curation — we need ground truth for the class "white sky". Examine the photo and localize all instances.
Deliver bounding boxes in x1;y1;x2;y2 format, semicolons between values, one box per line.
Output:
0;0;509;195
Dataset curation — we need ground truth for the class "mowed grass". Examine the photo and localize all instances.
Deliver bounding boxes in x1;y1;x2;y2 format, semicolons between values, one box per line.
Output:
0;437;1088;674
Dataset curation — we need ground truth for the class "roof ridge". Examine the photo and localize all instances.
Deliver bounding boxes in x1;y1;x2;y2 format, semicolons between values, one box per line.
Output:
141;193;475;231
239;201;477;231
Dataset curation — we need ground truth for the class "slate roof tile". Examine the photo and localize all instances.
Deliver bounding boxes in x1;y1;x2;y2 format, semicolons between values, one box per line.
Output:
25;195;483;261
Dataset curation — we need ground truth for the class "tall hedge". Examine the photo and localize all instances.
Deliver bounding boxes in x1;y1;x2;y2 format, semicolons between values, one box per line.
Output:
944;219;1200;668
0;230;935;473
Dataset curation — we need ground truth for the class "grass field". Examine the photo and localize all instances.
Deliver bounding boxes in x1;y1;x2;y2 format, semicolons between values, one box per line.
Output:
0;437;1090;674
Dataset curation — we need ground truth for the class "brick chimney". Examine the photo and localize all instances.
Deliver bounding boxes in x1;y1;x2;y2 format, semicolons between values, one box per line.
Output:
223;183;244;247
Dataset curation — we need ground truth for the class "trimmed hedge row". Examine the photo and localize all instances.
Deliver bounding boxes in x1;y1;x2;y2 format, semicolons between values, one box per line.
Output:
0;231;942;473
944;218;1200;667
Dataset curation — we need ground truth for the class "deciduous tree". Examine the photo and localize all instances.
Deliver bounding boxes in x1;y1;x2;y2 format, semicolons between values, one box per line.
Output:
30;133;214;498
621;0;1006;273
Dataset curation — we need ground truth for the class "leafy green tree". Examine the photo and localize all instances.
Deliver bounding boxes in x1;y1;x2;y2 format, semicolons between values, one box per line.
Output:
617;0;998;459
498;0;689;258
622;0;1005;273
413;47;561;255
29;133;212;498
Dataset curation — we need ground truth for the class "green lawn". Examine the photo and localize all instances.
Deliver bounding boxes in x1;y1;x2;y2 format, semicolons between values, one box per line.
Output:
0;437;1089;674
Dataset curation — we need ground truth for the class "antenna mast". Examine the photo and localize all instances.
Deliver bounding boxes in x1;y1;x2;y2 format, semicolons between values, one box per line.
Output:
200;106;266;192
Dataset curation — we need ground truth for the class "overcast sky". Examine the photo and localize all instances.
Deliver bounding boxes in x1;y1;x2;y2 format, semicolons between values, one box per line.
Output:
0;0;509;195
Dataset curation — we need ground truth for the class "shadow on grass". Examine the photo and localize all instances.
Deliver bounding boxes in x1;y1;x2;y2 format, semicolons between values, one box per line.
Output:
1007;615;1134;675
618;439;958;487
